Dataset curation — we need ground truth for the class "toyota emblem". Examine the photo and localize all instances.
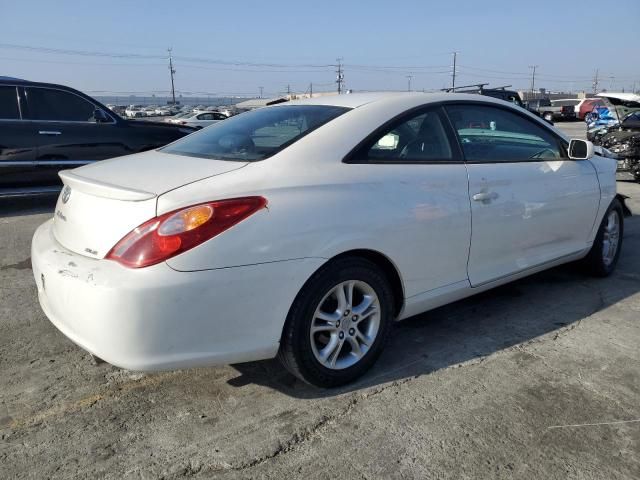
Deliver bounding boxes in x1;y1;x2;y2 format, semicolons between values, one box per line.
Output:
61;185;72;204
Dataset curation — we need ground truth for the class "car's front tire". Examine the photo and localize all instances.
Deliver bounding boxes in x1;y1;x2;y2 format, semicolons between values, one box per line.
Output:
278;257;394;388
581;199;624;277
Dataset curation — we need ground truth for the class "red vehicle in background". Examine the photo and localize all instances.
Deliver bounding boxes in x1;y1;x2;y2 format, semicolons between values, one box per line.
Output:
578;98;605;120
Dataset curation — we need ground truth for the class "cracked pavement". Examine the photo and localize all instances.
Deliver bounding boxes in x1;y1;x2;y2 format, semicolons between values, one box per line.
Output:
1;176;639;478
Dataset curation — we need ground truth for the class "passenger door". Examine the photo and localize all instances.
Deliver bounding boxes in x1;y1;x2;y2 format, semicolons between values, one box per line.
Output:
0;85;47;190
23;86;132;185
445;103;600;286
348;106;471;299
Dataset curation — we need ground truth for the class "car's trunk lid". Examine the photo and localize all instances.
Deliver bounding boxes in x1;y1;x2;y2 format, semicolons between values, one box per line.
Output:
73;150;247;194
52;152;248;259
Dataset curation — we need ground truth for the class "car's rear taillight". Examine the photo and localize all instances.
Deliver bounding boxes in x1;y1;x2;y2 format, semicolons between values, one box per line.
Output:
106;197;267;268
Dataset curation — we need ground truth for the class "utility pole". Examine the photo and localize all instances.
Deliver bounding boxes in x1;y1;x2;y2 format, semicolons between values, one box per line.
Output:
336;58;344;94
406;75;413;92
309;82;313;97
528;65;538;95
592;69;599;94
609;76;615;91
259;86;264;98
286;84;291;97
167;48;176;105
451;52;457;91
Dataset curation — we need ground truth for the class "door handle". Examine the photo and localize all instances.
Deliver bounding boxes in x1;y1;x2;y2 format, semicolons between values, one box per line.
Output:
38;130;62;135
472;191;499;203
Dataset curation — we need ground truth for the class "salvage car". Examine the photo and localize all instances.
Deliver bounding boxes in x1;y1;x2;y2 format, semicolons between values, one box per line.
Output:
0;78;196;196
600;111;640;181
32;92;623;387
587;93;640;181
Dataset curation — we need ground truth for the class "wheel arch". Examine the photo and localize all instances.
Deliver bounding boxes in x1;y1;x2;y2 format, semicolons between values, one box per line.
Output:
329;249;405;317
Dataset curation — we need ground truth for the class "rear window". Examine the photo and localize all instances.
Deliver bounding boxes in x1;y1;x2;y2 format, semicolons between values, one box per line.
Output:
161;105;349;161
0;86;20;119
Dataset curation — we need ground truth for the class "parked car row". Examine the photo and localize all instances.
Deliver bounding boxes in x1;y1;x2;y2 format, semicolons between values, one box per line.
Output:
0;78;196;197
113;103;235;125
121;104;180;118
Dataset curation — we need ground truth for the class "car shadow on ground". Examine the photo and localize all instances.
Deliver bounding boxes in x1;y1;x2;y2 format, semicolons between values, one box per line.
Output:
230;215;640;399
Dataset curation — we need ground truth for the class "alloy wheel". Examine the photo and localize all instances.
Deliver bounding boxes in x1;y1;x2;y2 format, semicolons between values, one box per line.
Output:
602;210;620;266
309;280;381;370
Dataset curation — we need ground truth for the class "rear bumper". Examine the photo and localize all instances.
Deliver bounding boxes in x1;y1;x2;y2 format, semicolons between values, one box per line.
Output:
32;219;324;371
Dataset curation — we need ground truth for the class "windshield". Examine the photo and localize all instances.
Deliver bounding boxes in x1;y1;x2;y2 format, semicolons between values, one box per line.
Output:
161;105;350;161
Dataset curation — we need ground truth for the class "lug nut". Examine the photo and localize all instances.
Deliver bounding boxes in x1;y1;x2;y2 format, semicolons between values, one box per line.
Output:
349;328;355;335
335;320;341;328
339;332;344;339
344;310;350;316
352;315;358;321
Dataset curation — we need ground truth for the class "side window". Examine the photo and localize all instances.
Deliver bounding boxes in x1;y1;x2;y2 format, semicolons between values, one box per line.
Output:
0;86;20;119
213;113;226;120
198;113;213;120
445;104;563;162
25;87;96;122
359;109;453;162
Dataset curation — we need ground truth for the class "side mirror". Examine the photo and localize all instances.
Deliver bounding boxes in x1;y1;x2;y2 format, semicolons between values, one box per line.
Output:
93;108;110;123
568;139;594;160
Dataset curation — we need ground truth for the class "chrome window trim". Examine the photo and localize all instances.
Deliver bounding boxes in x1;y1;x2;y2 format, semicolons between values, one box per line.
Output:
23;85;117;124
0;160;95;167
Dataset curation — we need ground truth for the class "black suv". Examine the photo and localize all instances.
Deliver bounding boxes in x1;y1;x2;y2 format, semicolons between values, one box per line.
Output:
0;77;196;197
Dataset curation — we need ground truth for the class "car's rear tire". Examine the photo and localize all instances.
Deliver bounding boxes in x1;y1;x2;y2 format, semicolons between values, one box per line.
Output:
581;199;624;277
278;257;394;388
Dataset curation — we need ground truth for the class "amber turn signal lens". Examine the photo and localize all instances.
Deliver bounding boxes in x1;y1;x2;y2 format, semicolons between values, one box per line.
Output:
158;205;213;236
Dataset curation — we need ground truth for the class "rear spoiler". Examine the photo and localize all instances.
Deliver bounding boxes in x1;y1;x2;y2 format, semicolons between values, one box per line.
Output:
59;170;156;202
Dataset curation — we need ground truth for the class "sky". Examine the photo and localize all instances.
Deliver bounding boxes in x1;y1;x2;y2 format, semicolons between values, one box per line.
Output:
2;0;639;98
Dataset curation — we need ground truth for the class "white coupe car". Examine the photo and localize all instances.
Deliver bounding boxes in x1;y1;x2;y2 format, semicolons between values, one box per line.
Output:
178;111;228;129
32;92;624;387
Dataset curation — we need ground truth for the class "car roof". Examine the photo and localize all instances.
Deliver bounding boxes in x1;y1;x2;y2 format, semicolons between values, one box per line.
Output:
597;92;640;102
0;76;27;83
286;91;513;109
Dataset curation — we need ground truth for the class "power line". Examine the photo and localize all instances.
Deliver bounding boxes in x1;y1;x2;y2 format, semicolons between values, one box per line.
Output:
0;42;334;69
3;42;637;93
